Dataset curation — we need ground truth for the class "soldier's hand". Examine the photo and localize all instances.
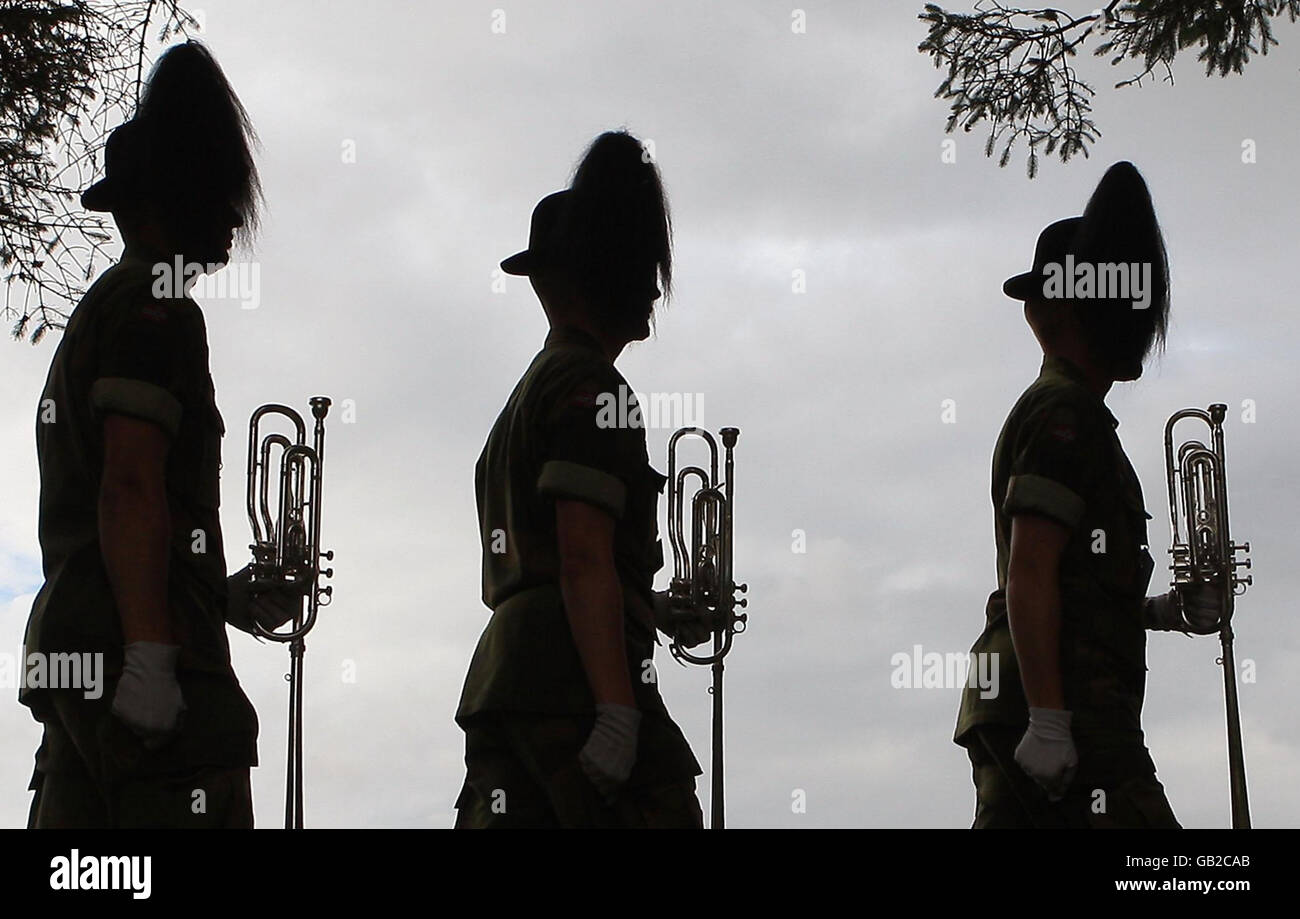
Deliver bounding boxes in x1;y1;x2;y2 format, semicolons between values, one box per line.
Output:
652;590;712;650
249;579;304;633
226;564;304;635
578;703;641;803
1175;583;1225;635
225;564;255;632
1014;707;1077;802
111;642;186;750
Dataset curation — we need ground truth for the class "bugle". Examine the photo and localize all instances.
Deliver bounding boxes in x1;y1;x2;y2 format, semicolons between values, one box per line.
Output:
666;425;747;829
247;396;334;829
1164;403;1252;828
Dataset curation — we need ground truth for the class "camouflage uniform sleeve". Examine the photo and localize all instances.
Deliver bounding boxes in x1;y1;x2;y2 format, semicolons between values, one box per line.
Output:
90;280;193;438
1003;393;1103;530
537;366;640;519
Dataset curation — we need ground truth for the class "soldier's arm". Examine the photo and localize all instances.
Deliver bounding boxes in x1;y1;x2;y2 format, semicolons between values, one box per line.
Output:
1002;396;1098;709
99;414;174;644
1006;513;1070;710
555;498;636;707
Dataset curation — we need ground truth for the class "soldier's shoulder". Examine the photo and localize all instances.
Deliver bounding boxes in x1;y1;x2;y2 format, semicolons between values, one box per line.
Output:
530;342;622;401
98;256;162;298
86;258;196;327
1016;370;1103;427
999;373;1109;461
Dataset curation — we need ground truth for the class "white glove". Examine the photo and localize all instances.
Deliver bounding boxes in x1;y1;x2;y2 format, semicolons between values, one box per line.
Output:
1176;582;1225;635
652;589;711;649
1014;707;1077;802
1146;586;1222;635
226;565;255;632
578;703;641;803
111;642;186;750
227;564;302;635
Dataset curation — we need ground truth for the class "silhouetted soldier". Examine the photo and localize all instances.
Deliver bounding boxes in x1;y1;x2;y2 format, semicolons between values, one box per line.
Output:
455;131;707;827
22;42;294;828
954;162;1225;828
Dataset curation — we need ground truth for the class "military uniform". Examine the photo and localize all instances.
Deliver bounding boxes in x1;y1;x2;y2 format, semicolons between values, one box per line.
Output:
23;255;258;828
955;355;1179;828
454;325;702;827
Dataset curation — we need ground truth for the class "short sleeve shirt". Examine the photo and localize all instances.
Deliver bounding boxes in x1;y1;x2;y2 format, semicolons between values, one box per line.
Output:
475;325;666;616
23;256;237;684
955;356;1156;743
457;327;689;741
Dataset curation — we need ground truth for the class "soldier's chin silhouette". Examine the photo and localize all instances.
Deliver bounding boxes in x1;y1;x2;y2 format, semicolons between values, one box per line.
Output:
1111;357;1144;383
622;300;656;345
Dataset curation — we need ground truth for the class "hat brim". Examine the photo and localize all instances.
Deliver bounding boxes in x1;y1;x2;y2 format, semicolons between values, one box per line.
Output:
500;250;534;276
80;178;116;213
1002;271;1041;301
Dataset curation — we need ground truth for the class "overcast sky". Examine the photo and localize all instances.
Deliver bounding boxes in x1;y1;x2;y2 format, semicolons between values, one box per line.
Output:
1;0;1296;828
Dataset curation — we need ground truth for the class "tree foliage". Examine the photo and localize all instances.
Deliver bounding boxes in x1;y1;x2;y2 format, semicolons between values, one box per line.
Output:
918;0;1300;178
0;0;195;343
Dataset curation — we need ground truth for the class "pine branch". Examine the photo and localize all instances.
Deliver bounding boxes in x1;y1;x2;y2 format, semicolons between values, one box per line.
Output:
0;0;197;341
919;0;1299;177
